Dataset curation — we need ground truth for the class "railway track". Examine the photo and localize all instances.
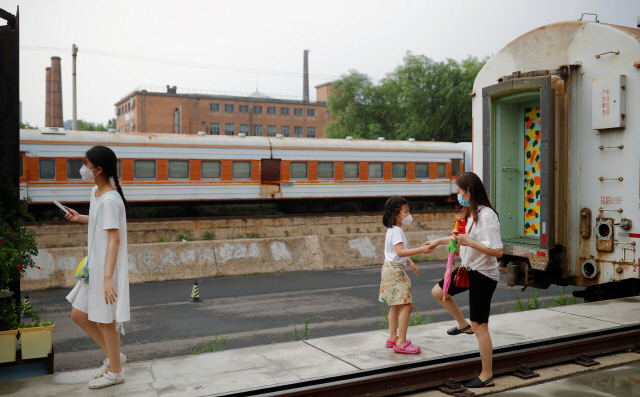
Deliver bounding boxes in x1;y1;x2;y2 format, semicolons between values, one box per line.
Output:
211;324;640;397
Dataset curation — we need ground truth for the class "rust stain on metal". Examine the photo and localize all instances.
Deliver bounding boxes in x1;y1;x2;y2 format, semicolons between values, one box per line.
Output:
580;208;591;239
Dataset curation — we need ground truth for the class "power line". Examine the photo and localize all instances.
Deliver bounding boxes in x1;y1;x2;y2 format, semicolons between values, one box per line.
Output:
20;46;340;80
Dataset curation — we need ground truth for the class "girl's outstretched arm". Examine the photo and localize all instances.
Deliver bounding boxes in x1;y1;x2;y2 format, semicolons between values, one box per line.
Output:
104;228;120;305
394;242;429;258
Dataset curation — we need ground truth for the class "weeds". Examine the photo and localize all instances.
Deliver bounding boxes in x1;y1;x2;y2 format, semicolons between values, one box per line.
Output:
157;235;167;243
202;231;215;240
284;230;290;237
177;232;192;241
355;227;360;233
293;315;311;341
376;226;381;233
550;286;580;307
512;289;542;312
378;304;438;329
346;226;351;233
188;333;227;354
366;229;371;233
328;227;334;234
246;232;260;238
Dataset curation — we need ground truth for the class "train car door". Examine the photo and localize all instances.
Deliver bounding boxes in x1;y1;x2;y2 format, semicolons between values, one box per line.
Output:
260;159;282;198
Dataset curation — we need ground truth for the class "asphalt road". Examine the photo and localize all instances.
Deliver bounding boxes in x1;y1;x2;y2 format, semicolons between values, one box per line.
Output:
24;260;580;372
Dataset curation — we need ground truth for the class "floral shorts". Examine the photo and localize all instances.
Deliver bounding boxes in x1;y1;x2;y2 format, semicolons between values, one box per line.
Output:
379;261;412;306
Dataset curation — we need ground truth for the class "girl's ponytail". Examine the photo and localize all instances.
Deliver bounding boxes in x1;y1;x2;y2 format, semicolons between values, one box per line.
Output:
113;174;130;213
85;145;130;214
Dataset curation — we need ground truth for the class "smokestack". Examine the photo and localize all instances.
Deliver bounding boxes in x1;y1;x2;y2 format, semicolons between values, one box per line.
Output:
50;56;63;127
303;50;309;102
72;44;78;130
45;67;51;126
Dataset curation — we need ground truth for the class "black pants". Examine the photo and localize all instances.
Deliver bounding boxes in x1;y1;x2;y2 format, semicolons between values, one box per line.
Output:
438;267;498;324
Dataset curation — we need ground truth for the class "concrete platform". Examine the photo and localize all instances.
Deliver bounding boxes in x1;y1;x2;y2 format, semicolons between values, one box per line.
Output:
1;297;639;397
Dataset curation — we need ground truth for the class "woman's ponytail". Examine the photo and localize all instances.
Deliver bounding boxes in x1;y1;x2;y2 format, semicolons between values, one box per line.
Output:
113;174;130;213
85;145;130;214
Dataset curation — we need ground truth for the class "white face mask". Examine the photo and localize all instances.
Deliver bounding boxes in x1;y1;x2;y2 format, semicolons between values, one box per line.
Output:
79;164;97;182
399;213;413;226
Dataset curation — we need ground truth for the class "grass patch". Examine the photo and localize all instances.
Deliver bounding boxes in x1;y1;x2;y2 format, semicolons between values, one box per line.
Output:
346;226;351;233
188;333;227;354
245;232;260;238
328;227;334;234
202;231;215;240
378;304;438;329
177;232;192;241
293;315;311;341
157;235;167;243
284;230;290;237
376;226;382;233
355;227;360;233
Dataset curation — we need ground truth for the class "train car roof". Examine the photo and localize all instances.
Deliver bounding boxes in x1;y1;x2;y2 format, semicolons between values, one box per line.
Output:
20;129;467;152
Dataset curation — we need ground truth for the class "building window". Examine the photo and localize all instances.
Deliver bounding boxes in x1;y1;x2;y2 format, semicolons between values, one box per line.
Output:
239;105;248;113
134;160;156;180
392;163;407;179
225;124;234;135
39;159;56;180
67;159;82;180
415;163;429;179
253;106;262;114
254;125;263;136
368;163;383;179
294;108;302;116
437;163;447;178
240;124;249;135
225;104;234;113
267;106;276;114
317;162;334;179
281;126;290;137
290;162;307;179
201;161;221;179
210;123;220;135
210;103;219;112
344;162;359;179
117;160;122;179
281;107;289;115
294;126;303;137
267;125;277;137
232;161;251;179
452;160;461;176
307;109;316;117
307;127;316;138
174;108;179;134
169;160;190;179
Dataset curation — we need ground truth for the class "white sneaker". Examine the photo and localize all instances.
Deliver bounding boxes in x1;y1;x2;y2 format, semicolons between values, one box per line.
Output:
88;371;125;389
93;353;126;379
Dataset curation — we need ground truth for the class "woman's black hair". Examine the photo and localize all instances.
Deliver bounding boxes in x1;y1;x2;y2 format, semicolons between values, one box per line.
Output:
456;172;497;221
382;196;408;228
85;145;130;213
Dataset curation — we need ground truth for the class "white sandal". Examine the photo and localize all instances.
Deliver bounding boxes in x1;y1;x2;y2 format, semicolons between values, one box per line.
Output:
93;353;126;378
88;371;125;389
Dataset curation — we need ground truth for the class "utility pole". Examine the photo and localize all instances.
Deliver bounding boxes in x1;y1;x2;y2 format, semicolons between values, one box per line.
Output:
72;44;78;130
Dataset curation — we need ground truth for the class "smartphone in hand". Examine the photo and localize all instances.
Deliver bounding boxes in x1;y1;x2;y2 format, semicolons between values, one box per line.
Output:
53;200;70;214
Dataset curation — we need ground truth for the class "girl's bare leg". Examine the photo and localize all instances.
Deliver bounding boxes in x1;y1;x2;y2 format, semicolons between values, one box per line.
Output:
388;305;400;343
99;321;122;374
397;303;413;346
70;308;108;355
471;321;494;383
431;284;469;330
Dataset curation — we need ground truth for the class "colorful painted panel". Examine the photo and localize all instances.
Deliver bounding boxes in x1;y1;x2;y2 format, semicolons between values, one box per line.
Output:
524;107;541;236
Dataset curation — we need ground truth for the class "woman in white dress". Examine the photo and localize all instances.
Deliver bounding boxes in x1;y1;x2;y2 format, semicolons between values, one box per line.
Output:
63;146;130;389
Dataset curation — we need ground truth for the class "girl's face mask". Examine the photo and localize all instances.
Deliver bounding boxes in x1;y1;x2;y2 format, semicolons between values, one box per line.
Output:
397;213;413;226
79;164;98;182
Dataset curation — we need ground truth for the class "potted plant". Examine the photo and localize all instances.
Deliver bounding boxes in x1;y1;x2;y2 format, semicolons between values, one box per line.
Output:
0;291;21;363
18;310;55;359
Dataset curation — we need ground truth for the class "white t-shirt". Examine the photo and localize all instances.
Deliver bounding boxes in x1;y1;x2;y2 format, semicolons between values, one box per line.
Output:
460;206;503;281
384;226;408;265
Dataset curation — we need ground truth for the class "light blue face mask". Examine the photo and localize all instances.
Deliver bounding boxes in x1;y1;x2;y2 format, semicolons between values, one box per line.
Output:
457;191;469;207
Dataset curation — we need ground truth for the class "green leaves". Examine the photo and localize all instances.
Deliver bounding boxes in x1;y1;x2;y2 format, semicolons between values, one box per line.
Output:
326;52;487;142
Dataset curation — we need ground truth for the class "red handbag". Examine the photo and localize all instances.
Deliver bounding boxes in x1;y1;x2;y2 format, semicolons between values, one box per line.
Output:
454;267;469;288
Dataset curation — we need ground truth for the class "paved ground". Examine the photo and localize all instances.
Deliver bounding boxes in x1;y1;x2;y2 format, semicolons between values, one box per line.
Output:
23;260;580;372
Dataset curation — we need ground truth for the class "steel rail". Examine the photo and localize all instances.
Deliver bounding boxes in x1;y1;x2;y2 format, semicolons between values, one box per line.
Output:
209;323;640;397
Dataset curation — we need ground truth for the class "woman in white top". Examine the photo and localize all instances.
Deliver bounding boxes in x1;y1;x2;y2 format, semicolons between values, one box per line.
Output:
425;172;503;389
63;146;131;389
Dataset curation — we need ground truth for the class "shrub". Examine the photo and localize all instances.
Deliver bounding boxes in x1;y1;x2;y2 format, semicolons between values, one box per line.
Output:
284;230;290;237
346;226;351;233
157;235;167;243
202;231;215;240
177;232;192;241
328;227;334;234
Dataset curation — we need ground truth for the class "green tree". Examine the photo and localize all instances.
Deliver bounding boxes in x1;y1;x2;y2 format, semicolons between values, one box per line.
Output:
76;119;108;131
326;52;487;142
19;122;36;129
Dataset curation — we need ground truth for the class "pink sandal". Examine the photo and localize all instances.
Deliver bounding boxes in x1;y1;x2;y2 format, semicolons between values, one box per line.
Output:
386;339;411;348
393;341;420;354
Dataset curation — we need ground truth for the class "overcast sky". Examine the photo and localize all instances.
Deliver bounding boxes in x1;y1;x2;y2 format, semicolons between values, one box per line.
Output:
4;0;639;128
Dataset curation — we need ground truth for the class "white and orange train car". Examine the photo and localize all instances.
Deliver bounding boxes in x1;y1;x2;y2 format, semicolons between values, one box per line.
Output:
19;128;471;206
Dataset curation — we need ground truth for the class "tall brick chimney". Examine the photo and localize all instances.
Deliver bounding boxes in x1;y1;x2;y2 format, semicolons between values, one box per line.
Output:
50;56;63;127
45;67;51;126
303;50;309;103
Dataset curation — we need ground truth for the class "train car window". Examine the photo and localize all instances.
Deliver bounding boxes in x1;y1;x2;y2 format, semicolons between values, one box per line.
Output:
39;159;56;180
201;161;221;179
437;163;446;178
225;104;234;113
232;161;252;179
415;163;429;179
267;125;277;137
240;124;249;135
294;108;303;116
117;160;122;179
392;163;407;179
225;124;235;136
254;106;263;114
169;160;190;179
452;160;461;176
239;105;248;113
281;107;290;115
307;109;316;117
344;163;360;179
134;160;156;180
210;104;219;112
67;159;83;180
210;123;220;135
307;127;316;138
290;162;308;179
254;125;263;136
267;107;276;115
294;127;303;137
281;126;290;137
317;162;334;179
368;163;383;179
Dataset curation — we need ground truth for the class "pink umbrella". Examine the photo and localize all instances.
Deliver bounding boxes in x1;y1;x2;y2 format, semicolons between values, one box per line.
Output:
442;215;464;301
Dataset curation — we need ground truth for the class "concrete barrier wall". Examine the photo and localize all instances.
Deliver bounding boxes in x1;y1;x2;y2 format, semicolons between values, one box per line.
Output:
30;213;457;248
22;230;453;291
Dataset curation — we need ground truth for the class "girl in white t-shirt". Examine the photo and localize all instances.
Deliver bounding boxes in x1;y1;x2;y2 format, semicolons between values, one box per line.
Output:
379;196;428;354
62;146;131;389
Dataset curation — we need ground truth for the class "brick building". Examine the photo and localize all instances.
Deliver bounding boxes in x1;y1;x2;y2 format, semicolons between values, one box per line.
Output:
114;86;330;138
